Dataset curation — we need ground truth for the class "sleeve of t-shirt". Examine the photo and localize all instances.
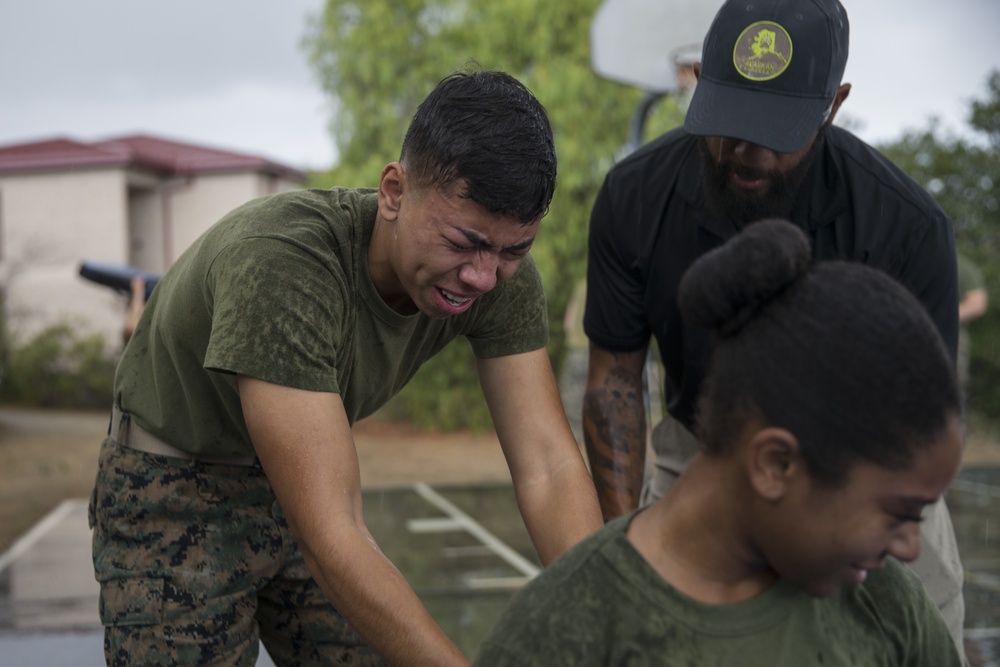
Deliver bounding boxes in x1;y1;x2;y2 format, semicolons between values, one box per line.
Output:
203;236;347;393
584;173;652;352
860;558;964;666
464;253;549;359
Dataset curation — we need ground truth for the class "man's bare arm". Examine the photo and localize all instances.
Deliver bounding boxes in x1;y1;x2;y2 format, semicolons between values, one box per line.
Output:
583;344;648;521
959;287;988;323
239;376;469;667
477;349;602;564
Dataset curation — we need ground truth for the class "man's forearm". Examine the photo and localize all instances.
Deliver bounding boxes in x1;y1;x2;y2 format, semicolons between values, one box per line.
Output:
241;379;464;666
300;522;469;667
959;289;988;322
582;366;647;521
513;459;603;564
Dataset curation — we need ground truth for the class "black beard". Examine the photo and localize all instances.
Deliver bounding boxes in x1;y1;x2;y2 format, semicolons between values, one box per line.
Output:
698;129;825;227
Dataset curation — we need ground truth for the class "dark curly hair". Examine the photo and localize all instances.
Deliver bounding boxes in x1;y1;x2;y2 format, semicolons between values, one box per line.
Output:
678;219;960;487
400;68;557;225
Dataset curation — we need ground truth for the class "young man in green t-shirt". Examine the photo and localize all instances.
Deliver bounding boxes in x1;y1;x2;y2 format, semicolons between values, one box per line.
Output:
90;69;602;667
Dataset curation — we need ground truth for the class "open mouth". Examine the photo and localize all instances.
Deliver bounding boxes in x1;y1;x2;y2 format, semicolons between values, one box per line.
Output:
441;288;473;308
730;171;768;191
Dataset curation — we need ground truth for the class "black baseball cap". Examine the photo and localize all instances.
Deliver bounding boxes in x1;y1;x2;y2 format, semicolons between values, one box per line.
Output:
684;0;849;153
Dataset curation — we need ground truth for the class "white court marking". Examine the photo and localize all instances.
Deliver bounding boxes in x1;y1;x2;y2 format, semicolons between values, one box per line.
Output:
408;482;540;588
0;499;81;574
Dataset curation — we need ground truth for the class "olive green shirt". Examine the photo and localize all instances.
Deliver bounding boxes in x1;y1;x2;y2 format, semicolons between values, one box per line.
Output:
115;188;548;457
474;514;962;666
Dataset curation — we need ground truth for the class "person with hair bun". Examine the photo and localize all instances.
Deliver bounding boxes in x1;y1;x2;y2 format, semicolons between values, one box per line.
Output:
473;220;964;666
583;0;967;654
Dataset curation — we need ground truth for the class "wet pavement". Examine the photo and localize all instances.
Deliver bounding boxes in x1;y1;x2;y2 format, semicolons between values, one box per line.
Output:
1;469;998;665
950;468;1000;666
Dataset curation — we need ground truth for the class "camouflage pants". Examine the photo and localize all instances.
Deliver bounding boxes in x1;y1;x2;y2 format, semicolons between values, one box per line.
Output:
88;438;389;667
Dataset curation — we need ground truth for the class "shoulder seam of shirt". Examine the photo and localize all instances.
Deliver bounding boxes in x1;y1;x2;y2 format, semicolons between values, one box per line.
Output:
829;127;949;228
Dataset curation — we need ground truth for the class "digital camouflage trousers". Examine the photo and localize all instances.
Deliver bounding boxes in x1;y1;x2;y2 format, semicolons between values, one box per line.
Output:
89;438;389;667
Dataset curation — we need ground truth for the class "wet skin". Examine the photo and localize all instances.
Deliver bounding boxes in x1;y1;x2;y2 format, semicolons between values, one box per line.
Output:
758;416;965;598
369;163;538;318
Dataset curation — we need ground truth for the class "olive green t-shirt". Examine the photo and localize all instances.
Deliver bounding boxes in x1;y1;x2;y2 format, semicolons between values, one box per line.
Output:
114;188;548;457
473;513;962;666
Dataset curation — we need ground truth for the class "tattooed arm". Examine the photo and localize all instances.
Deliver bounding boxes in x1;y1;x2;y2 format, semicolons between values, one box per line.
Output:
583;343;649;522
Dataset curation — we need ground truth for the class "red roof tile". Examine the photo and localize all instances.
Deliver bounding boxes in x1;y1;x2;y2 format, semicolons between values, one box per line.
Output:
0;138;129;172
0;134;306;182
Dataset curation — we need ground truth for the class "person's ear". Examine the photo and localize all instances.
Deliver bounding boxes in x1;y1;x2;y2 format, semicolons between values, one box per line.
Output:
377;162;405;222
825;83;852;126
745;427;802;501
693;61;701;81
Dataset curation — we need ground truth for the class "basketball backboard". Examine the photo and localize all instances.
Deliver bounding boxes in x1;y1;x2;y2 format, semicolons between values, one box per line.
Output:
590;0;724;93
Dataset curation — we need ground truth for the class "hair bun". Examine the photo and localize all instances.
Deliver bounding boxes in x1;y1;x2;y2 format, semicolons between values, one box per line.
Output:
678;219;812;337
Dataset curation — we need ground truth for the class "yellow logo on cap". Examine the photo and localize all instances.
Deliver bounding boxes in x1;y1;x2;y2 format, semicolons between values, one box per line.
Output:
733;21;793;81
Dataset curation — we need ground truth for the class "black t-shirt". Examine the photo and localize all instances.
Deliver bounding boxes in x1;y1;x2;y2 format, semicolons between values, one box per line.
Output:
585;127;958;430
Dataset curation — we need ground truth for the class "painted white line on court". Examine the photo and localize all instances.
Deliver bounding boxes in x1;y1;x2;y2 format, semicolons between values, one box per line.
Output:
951;478;1000;500
464;576;532;591
407;518;464;533
965;627;1000;640
966;570;1000;593
412;482;540;579
0;499;81;574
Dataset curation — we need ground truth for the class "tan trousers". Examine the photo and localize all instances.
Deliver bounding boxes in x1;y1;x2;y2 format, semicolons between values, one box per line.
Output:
643;414;968;663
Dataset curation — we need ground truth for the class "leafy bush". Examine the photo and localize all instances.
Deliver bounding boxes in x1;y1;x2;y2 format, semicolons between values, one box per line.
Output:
878;69;1000;426
0;323;116;409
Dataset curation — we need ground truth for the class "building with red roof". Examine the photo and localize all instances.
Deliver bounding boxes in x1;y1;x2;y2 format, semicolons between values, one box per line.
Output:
0;134;307;349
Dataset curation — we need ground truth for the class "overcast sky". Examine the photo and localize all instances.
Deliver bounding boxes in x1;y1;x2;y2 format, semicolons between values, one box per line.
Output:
1;0;997;172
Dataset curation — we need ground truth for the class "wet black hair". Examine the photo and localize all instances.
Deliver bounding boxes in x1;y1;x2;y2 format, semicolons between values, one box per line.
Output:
678;219;960;487
400;67;557;225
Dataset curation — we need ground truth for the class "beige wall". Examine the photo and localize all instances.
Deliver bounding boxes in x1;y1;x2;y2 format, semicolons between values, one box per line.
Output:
128;183;163;274
0;168;130;347
164;172;303;266
1;166;304;353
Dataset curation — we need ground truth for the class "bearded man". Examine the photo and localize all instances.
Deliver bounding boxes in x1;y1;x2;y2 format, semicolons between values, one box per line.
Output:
582;0;966;659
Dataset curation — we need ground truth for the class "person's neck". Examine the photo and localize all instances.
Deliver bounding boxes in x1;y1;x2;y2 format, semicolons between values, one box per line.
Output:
627;455;777;604
368;214;417;315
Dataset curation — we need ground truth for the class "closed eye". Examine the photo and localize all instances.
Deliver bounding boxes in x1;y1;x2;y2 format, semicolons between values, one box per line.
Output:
503;246;531;258
889;497;936;526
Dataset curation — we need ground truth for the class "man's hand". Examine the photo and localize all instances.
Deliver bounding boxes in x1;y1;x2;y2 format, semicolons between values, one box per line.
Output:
122;275;146;343
582;345;648;521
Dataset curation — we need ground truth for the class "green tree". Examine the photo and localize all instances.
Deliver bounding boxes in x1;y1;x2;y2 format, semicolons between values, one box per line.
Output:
304;0;684;429
878;69;1000;422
